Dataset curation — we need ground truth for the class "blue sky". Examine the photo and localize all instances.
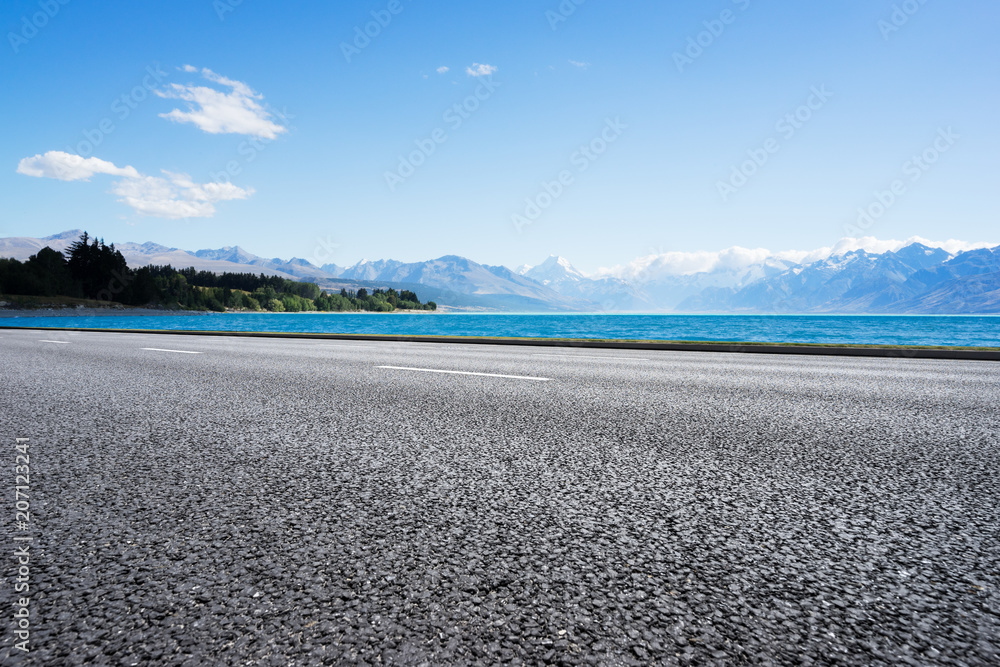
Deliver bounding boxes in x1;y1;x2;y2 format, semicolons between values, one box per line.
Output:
2;0;997;273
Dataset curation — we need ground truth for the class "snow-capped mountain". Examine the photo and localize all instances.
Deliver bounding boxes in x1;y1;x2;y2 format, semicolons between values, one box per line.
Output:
676;243;1000;313
338;259;406;282
0;230;309;281
521;256;588;286
511;241;999;313
192;246;335;282
0;229;83;259
3;231;999;313
520;256;651;311
335;255;592;311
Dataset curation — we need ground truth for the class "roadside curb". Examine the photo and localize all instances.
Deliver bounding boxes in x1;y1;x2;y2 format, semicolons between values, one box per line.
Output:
3;326;999;361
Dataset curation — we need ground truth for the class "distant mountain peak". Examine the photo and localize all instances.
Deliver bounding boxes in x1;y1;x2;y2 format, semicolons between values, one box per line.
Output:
524;255;587;284
43;229;84;241
193;245;260;264
538;254;577;270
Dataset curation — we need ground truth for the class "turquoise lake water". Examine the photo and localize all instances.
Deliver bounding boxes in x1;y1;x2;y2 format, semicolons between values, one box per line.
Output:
2;313;999;347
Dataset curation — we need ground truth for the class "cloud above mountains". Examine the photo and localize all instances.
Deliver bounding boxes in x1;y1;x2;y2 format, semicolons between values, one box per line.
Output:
157;66;288;139
17;151;253;219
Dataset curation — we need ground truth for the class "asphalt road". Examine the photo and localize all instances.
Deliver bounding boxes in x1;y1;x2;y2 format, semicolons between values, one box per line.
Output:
1;329;999;666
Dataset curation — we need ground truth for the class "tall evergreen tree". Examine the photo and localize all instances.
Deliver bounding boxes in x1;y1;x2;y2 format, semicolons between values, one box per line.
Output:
65;232;129;299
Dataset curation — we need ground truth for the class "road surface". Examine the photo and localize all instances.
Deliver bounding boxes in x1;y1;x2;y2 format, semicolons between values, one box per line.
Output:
1;329;998;665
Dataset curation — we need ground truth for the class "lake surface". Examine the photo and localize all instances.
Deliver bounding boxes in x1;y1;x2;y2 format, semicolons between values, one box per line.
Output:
3;313;999;347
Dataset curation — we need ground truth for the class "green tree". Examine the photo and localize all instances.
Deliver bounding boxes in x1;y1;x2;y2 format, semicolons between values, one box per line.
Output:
27;247;76;296
65;232;129;300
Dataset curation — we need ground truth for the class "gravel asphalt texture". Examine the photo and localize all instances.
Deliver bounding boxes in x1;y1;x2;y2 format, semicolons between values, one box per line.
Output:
1;329;998;666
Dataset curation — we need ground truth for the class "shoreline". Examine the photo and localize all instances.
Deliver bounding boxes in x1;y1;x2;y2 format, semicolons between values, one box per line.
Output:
5;307;998;319
0;307;438;318
0;307;209;318
3;325;998;359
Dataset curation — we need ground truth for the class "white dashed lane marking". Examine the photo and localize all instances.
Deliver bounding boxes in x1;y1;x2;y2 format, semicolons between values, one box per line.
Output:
377;366;550;382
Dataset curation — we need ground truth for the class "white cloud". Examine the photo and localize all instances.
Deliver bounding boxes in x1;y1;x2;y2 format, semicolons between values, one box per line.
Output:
436;66;449;74
156;67;287;139
597;247;786;281
112;172;253;219
568;60;590;69
466;63;497;77
16;150;253;219
17;151;140;181
595;236;998;282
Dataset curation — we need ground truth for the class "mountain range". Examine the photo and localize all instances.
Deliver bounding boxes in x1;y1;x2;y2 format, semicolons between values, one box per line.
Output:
2;230;998;314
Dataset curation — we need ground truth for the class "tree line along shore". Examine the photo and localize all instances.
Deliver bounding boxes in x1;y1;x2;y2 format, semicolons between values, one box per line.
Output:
0;232;437;313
